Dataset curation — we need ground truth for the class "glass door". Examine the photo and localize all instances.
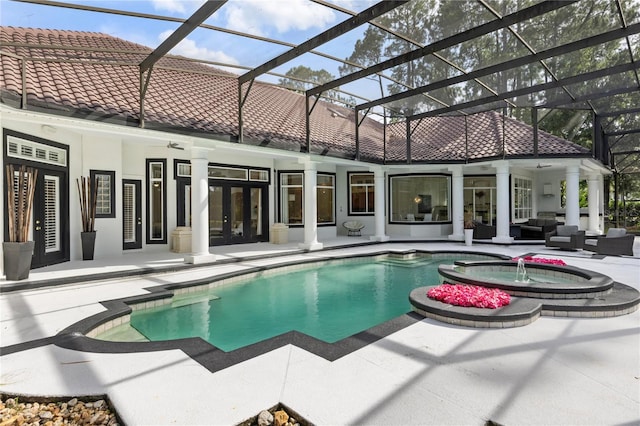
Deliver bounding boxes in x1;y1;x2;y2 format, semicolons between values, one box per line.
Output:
209;185;225;244
208;185;241;245
122;179;142;250
178;180;267;246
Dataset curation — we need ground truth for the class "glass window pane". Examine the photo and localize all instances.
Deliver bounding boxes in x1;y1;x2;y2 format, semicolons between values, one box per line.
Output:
283;173;303;186
349;173;375;214
208;166;247;180
249;169;269;182
391;175;450;222
282;187;303;225
151;181;163;239
317;174;334;224
350;173;374;185
317;174;334;187
151;164;162;179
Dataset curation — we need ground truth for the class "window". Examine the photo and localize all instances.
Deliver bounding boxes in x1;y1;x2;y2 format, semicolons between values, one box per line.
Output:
280;172;303;225
279;171;335;226
513;176;533;220
174;161;269;183
317;174;335;225
208;166;247;180
349;172;374;215
7;135;67;167
90;170;115;218
146;159;166;244
464;176;497;224
390;175;451;222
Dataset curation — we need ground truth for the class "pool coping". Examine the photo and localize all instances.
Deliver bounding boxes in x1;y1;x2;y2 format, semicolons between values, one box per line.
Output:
0;250;510;373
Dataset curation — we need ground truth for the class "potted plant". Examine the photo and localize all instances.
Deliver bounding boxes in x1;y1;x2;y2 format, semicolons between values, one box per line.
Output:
3;164;38;280
464;218;475;246
77;175;98;260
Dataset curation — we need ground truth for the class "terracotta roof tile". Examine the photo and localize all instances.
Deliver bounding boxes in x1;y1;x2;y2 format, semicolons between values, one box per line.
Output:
0;27;589;162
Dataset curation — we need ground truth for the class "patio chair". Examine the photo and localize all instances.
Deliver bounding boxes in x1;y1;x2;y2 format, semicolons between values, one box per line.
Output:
545;225;584;250
583;228;635;256
343;220;365;236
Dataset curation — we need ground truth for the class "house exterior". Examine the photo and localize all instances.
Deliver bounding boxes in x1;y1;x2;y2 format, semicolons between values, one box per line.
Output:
1;27;609;273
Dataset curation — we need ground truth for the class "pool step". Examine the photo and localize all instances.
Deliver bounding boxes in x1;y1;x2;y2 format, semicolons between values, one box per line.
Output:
171;293;220;308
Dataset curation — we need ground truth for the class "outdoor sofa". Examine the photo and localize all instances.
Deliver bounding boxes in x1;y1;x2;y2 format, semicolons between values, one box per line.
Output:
520;218;558;239
583;228;635;256
545;225;585;250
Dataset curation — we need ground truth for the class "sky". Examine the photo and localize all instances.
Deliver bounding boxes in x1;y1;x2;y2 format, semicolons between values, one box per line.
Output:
1;0;378;91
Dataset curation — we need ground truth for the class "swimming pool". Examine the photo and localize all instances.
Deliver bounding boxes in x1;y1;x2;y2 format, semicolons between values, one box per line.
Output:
98;255;474;352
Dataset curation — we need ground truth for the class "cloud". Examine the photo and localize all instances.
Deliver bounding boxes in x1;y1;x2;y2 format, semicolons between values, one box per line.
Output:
223;0;336;36
158;30;239;66
150;0;205;14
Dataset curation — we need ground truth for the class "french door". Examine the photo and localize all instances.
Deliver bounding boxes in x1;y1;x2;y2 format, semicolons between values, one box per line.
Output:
122;179;142;250
177;180;268;246
31;169;69;268
209;184;268;245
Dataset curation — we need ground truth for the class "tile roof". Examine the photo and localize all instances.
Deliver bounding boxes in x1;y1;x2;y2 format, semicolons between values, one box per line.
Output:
0;27;590;163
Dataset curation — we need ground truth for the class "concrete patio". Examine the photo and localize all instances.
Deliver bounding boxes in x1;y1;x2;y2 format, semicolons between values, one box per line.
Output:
1;239;639;425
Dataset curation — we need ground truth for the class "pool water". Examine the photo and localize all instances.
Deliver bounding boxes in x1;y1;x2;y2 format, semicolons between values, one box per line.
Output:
114;256;463;352
469;269;579;284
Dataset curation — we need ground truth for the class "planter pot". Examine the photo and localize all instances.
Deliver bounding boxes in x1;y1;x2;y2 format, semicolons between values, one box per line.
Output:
464;229;474;246
3;241;35;281
81;231;97;260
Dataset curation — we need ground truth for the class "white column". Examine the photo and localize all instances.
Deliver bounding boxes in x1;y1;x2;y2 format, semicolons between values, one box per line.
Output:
299;160;323;251
565;164;580;227
185;147;215;264
587;173;601;234
448;165;464;241
370;167;389;242
492;160;514;244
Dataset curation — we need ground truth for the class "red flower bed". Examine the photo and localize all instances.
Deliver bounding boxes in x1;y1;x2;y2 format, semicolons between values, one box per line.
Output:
512;256;566;266
427;284;511;309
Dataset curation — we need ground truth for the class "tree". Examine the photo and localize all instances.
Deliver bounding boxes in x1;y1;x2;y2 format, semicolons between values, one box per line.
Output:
339;0;443;116
278;65;354;106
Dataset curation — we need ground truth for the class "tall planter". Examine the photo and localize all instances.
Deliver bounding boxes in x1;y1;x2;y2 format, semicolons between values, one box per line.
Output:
81;231;97;261
464;229;474;246
77;176;98;261
3;241;35;281
4;165;38;281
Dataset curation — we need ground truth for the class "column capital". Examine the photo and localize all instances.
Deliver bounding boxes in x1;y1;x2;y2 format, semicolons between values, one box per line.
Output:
587;172;600;181
491;160;510;173
297;157;319;170
566;164;580;174
447;164;463;176
190;146;210;160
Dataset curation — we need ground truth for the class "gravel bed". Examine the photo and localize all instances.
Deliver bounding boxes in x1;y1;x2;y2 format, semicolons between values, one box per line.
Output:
0;395;120;425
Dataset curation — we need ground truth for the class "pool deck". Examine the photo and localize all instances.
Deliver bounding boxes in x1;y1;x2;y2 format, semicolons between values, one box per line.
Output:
1;238;639;425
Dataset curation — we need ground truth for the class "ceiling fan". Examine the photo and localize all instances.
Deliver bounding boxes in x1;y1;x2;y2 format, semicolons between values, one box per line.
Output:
167;142;184;150
536;163;552;169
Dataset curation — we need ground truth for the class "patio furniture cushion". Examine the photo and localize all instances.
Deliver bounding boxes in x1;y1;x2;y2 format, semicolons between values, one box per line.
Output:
545;226;584;250
557;225;578;237
606;228;627;238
